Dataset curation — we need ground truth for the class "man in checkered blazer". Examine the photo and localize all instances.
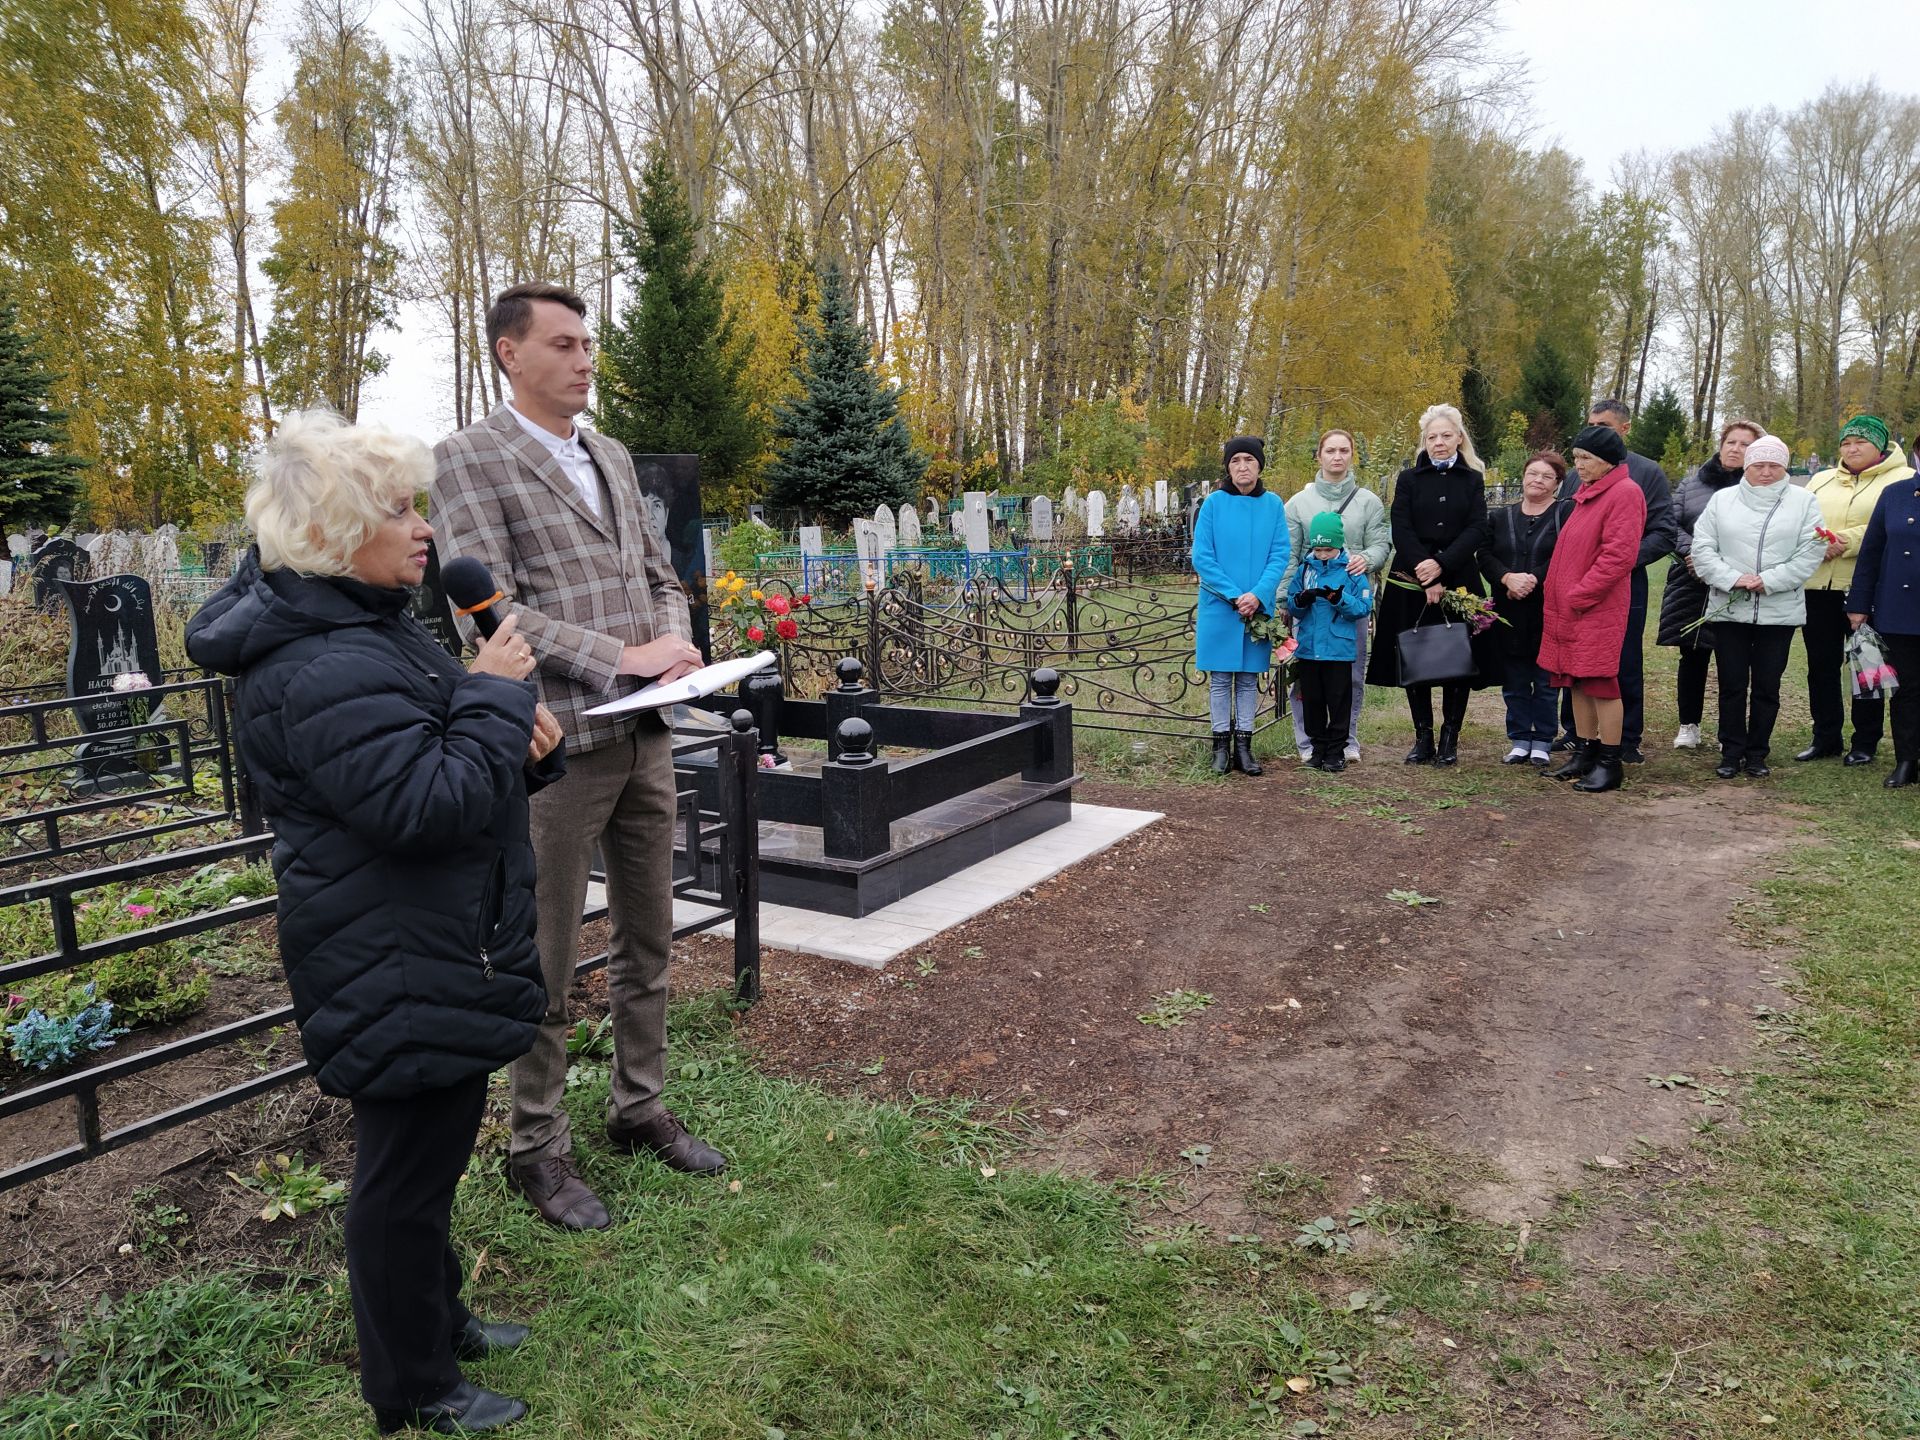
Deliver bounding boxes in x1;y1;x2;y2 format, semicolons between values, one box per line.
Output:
432;282;726;1231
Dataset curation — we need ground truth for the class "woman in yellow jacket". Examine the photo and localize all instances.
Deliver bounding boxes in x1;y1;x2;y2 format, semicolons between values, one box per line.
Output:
1797;414;1914;765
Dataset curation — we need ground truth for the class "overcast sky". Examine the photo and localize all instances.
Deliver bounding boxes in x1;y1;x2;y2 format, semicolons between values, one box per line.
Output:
348;0;1920;438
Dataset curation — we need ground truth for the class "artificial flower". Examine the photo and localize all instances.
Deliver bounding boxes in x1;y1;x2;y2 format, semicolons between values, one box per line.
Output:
747;625;766;642
774;617;798;641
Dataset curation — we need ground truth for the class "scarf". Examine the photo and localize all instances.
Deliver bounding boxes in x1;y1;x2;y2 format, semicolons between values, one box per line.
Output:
1697;454;1743;490
1311;472;1357;504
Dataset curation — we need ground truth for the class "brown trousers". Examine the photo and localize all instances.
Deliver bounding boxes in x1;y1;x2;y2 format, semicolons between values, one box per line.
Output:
511;719;676;1162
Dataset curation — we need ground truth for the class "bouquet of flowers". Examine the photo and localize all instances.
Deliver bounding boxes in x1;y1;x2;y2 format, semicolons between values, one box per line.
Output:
1385;575;1506;633
711;572;808;657
1816;525;1846;551
110;671;167;772
1847;621;1899;699
1201;583;1296;660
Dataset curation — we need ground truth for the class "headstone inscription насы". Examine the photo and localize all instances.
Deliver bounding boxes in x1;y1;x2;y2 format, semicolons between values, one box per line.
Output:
58;573;170;789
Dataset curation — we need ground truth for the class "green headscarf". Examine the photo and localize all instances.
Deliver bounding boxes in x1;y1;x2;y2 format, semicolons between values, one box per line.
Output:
1840;414;1890;454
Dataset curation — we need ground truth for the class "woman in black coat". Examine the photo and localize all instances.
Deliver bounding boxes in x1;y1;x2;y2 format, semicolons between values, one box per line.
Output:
1480;450;1570;765
1657;419;1758;750
187;411;563;1437
1367;403;1499;764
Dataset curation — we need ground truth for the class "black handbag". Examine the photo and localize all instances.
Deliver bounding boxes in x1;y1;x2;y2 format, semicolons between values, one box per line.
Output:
1396;606;1476;685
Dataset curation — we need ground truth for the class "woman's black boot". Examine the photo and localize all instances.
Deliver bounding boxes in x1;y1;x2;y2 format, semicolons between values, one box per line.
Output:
1433;724;1459;766
1211;732;1231;775
375;1379;528;1434
1233;730;1263;776
1546;738;1597;781
1573;743;1624;792
1403;728;1435;764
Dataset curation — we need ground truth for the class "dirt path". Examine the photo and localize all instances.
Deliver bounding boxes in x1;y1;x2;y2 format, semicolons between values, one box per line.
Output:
717;773;1791;1226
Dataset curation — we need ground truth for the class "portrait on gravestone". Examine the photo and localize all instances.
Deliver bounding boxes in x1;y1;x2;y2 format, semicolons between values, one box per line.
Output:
58;574;170;789
632;454;709;659
409;542;463;656
29;537;81;610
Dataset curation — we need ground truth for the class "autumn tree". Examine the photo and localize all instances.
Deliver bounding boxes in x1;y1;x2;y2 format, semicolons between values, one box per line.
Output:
261;0;404;418
596;156;762;504
766;264;925;525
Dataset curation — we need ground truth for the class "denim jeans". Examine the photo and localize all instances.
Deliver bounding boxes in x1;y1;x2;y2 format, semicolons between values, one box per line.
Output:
1501;661;1557;744
1208;671;1261;732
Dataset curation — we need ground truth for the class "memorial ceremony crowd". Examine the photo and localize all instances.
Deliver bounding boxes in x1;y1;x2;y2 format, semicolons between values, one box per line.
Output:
1192;401;1920;794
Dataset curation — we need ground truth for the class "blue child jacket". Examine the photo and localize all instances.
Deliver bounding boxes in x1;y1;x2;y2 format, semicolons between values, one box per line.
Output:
1286;549;1375;662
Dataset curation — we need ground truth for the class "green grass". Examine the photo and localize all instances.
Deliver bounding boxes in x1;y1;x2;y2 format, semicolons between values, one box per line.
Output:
11;569;1920;1436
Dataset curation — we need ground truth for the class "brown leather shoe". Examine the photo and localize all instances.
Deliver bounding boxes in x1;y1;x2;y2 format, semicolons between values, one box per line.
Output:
508;1155;611;1230
606;1109;727;1175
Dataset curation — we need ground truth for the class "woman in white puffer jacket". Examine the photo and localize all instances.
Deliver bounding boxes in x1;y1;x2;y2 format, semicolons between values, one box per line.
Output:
1689;434;1826;779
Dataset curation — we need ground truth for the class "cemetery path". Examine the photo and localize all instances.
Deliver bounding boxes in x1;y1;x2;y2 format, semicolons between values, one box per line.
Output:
721;773;1793;1230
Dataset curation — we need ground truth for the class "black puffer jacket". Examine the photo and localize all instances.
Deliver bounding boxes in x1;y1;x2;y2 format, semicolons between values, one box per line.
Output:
1656;455;1743;648
186;551;555;1099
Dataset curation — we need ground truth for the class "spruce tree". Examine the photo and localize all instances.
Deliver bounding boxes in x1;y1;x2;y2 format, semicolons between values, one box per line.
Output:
1630;385;1686;465
765;263;925;525
1513;335;1585;449
0;291;86;530
596;155;761;485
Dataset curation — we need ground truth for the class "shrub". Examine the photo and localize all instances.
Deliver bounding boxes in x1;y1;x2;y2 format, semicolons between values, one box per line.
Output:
715;519;781;575
88;944;211;1027
6;984;127;1071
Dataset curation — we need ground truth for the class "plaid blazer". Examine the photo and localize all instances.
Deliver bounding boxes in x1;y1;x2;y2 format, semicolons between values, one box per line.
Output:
431;406;693;754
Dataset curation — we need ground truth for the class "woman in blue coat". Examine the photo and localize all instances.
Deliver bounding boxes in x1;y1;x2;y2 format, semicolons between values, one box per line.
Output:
1192;435;1291;775
1844;471;1920;788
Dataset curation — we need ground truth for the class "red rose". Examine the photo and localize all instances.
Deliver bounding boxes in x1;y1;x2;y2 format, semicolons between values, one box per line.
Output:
774;617;799;641
765;595;791;616
746;625;766;642
797;594;812;606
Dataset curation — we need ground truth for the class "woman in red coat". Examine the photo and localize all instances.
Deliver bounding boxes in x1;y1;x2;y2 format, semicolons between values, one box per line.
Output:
1538;425;1648;792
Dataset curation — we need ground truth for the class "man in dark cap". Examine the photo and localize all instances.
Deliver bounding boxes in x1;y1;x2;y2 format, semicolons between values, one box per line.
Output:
1554;398;1676;761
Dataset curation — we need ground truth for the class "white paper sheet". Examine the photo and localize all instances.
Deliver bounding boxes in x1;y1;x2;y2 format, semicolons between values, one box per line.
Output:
583;651;777;717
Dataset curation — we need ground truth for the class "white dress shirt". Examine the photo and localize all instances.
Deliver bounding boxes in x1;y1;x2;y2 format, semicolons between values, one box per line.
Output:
508;404;601;520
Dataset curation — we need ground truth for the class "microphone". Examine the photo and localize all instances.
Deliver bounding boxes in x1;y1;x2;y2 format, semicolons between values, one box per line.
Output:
442;555;509;639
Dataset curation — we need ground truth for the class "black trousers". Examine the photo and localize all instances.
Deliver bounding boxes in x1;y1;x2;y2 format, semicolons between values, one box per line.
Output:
1712;623;1795;763
1295;659;1355;752
1884;631;1920;763
1676;645;1714;726
1563;566;1649;743
1406;680;1469;731
348;1072;488;1411
1803;587;1885;752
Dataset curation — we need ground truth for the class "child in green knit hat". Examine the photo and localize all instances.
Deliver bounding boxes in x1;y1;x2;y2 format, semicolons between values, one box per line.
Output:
1286;511;1374;771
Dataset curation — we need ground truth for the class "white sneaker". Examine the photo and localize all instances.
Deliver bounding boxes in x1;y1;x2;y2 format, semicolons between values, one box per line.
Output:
1344;743;1361;762
1674;724;1703;749
1529;745;1552;765
1298;745;1313;762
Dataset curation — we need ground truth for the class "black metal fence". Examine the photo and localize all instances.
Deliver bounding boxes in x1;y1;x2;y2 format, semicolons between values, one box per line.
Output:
0;692;763;1192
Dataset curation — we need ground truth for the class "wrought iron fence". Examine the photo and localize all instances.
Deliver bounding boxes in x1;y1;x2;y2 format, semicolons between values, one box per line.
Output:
0;713;763;1192
770;564;1281;737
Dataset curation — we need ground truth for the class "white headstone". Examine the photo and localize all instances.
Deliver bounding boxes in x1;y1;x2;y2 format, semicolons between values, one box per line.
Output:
1030;496;1054;541
1154;479;1168;516
101;531;136;577
898;504;922;547
950;511;965;539
1086;490;1106;539
702;527;717;578
853;519;885;588
927;497;940;529
873;503;897;552
963;491;990;554
1063;487;1080;518
140;531;179;577
82;534;109;575
798;525;825;558
0;561;10;596
7;533;29;558
1117;492;1141;533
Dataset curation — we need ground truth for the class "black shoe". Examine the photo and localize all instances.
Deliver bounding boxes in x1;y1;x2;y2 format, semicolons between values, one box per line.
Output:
454;1317;530;1362
1619;745;1645;764
1843;748;1876;767
1404;727;1435;764
1211;733;1231;775
375;1379;528;1435
1715;757;1742;779
1885;760;1917;789
1545;739;1597;782
1743;758;1772;778
1794;743;1842;762
1433;724;1459;767
1550;733;1575;753
1572;743;1624;792
1321;754;1346;773
607;1108;728;1175
1232;730;1263;776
